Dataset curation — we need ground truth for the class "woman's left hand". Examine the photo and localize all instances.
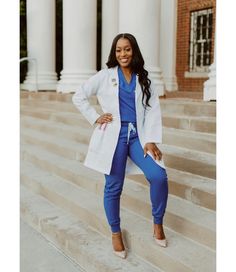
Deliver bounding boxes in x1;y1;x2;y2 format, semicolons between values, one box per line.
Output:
144;143;162;161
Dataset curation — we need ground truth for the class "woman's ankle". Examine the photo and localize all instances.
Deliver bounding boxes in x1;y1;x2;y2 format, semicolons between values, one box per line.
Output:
154;224;166;239
112;231;125;251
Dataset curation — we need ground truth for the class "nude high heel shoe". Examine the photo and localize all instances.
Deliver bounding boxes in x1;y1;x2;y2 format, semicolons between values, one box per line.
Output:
153;230;168;248
112;231;127;259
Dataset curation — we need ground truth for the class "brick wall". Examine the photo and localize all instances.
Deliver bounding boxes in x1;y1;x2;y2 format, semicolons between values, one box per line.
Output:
176;0;216;92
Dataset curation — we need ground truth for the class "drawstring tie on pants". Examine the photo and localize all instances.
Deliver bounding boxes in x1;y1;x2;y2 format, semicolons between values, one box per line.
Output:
127;122;136;144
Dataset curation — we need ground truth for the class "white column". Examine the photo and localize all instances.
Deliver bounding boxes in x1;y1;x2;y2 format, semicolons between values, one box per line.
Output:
57;0;97;93
160;0;178;92
119;0;164;96
204;32;216;101
21;0;57;91
101;0;119;68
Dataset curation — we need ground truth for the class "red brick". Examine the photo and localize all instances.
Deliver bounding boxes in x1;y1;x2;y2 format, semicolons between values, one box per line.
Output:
176;0;216;92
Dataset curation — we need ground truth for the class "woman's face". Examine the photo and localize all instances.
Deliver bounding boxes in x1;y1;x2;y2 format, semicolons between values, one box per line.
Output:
115;38;133;69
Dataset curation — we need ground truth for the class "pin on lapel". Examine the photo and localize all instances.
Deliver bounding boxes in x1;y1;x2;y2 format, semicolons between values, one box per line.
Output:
112;78;117;86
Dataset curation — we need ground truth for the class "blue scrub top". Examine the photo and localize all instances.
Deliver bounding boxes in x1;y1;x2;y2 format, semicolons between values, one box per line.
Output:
118;67;137;123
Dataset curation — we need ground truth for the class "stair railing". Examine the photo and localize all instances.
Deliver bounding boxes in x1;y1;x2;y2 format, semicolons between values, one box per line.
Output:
20;57;38;92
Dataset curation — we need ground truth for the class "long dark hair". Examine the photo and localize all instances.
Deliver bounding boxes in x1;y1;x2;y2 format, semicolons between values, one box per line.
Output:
106;33;151;107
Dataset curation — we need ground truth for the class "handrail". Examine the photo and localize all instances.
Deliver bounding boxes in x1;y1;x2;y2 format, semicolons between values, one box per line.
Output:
20;57;38;92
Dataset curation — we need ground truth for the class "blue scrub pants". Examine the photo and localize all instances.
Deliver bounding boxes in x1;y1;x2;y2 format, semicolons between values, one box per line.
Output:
103;122;168;233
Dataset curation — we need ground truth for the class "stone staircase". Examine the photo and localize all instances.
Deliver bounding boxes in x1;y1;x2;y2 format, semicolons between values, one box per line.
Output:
20;91;216;272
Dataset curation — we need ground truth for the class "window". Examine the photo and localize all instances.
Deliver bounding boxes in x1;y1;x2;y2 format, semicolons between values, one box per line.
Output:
189;8;213;73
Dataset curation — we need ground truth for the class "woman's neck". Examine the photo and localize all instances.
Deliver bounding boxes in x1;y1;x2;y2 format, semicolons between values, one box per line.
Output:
120;66;132;75
120;66;132;83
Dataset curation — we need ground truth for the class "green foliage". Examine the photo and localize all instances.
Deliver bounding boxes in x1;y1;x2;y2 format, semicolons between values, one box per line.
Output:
20;0;26;16
56;0;63;79
20;0;27;83
97;0;102;70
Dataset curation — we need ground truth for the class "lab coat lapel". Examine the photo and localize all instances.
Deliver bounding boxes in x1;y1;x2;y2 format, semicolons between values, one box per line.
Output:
108;67;119;96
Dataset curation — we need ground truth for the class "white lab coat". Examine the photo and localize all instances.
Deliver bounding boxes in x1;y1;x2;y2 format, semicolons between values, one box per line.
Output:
72;66;165;175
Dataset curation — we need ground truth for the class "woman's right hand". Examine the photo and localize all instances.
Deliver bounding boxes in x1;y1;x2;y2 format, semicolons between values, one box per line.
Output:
95;113;113;124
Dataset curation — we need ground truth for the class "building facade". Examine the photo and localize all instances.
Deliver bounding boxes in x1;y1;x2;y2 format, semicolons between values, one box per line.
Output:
176;0;216;93
20;0;216;100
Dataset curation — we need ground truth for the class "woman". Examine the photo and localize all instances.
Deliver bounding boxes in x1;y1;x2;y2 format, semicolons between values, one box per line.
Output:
72;33;168;259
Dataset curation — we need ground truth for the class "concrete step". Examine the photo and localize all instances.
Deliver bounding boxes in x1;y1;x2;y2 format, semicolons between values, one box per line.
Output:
21;185;162;272
21;94;216;117
21;103;216;134
21;127;87;162
20;219;86;272
21;126;216;179
21;115;216;154
21;145;216;249
162;114;216;134
160;144;216;179
20;91;65;100
20;91;98;105
163;127;215;154
160;99;216;117
20;165;216;272
165;91;204;100
21;107;93;130
20;97;78;113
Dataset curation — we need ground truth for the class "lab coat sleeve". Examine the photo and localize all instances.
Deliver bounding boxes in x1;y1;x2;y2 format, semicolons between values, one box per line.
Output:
72;71;103;126
143;85;162;144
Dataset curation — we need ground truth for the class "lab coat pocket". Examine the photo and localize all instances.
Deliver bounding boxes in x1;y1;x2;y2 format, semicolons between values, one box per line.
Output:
89;124;107;153
147;150;166;169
